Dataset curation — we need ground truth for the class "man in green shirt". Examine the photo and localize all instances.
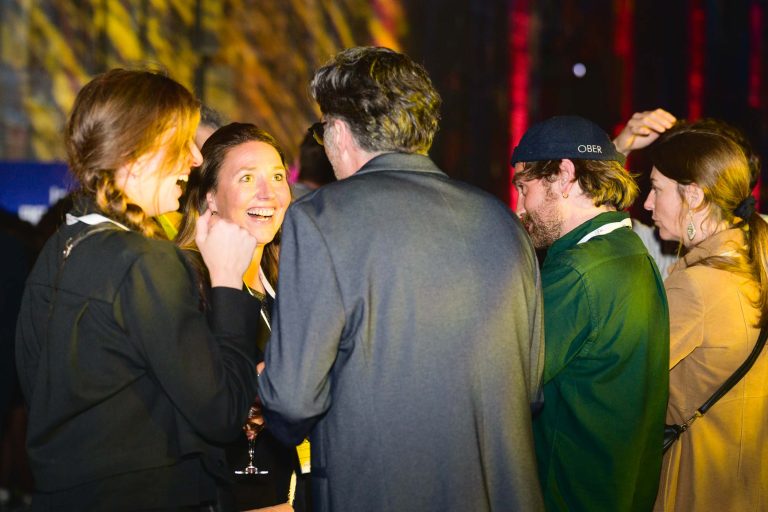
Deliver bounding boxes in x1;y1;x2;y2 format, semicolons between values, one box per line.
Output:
512;116;669;512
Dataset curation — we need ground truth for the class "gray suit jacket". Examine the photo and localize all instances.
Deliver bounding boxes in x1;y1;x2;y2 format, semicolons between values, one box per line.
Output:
259;152;545;511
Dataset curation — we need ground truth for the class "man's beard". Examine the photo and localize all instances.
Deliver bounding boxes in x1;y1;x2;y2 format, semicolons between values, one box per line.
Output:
520;189;563;249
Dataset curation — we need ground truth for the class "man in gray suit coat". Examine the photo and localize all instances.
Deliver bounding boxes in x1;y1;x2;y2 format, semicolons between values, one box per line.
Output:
258;46;545;512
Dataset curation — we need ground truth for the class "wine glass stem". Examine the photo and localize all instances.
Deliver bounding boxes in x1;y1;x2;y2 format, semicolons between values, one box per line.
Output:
248;437;256;466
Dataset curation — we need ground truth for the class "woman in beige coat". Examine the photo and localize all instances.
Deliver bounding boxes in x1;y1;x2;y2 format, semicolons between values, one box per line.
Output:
643;121;768;510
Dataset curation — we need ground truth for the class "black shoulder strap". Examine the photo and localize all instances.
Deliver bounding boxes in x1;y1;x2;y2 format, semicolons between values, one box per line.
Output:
62;223;123;260
47;223;125;328
698;323;768;415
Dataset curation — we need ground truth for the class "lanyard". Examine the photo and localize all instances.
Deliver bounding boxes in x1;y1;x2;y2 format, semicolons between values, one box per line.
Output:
258;267;274;330
258;266;276;300
246;267;275;331
577;218;633;245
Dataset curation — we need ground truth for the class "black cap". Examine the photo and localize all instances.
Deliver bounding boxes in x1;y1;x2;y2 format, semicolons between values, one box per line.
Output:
511;115;626;166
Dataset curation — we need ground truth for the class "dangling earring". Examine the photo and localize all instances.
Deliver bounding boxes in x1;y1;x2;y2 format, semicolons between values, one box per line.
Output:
686;213;696;241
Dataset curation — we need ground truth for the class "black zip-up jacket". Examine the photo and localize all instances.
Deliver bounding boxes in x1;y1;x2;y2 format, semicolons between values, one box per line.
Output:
15;206;262;511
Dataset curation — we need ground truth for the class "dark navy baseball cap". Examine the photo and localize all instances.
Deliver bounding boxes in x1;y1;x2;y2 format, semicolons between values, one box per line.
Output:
510;115;626;166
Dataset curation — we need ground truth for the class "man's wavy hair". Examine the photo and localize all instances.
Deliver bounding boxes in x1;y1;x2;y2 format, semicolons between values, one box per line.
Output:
310;46;441;155
515;158;639;211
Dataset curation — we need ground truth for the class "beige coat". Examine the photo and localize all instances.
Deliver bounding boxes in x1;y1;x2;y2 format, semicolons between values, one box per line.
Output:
655;228;768;511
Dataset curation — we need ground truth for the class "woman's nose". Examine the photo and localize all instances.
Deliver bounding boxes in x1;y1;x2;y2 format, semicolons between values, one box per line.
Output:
255;177;276;199
643;191;654;211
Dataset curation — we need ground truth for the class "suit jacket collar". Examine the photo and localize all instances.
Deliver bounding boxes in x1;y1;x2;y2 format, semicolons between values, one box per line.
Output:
354;152;446;178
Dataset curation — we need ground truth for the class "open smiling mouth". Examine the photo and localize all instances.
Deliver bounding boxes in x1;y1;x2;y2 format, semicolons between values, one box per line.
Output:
247;207;275;220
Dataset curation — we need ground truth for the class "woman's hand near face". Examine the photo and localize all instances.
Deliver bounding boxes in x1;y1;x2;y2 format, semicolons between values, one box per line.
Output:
196;209;258;289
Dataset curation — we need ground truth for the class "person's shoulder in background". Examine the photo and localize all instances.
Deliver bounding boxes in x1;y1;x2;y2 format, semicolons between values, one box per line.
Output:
631;218;677;278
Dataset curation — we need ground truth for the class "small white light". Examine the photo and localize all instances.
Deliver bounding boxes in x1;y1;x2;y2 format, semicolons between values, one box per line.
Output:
572;63;587;78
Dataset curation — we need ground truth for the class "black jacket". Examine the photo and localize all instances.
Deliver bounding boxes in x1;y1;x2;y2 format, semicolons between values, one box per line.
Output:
16;207;262;511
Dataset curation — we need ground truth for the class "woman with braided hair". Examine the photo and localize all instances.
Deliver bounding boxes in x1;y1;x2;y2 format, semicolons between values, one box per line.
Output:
16;68;262;511
643;120;768;510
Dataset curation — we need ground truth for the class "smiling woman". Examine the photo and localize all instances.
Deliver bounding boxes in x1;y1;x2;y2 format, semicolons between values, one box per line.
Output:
14;69;263;511
177;123;291;290
205;139;291;264
175;123;302;511
115;127;201;218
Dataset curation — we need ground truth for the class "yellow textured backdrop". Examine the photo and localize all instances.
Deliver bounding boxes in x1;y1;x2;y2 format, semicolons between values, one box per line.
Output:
0;0;405;164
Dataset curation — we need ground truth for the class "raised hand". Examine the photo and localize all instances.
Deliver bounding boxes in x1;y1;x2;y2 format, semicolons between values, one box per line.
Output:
195;209;258;289
613;108;676;156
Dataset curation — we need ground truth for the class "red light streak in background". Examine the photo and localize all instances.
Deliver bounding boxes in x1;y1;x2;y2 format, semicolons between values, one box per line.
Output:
748;1;763;207
508;0;530;210
613;0;634;138
687;0;705;121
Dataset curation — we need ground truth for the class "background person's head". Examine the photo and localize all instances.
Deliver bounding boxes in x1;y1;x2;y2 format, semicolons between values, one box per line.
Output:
310;46;442;178
511;115;636;249
177;122;291;285
66;68;201;237
294;130;335;193
195;104;225;150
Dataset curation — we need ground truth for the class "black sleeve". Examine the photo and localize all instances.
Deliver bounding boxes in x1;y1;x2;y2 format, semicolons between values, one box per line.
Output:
259;206;345;445
116;245;262;442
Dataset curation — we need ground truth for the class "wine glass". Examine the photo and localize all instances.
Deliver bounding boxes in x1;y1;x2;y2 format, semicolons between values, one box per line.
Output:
234;401;268;475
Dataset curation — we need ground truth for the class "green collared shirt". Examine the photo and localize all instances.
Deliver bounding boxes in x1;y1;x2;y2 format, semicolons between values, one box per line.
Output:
534;211;669;512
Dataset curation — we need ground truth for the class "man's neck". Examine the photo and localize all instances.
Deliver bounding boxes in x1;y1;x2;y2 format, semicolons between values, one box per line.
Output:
560;204;616;239
341;148;387;179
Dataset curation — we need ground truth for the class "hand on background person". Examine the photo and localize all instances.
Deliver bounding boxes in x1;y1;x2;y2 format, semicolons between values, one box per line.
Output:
613;108;676;155
196;209;258;289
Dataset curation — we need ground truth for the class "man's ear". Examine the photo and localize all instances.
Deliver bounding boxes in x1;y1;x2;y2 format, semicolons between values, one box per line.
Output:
558;159;577;197
331;118;352;149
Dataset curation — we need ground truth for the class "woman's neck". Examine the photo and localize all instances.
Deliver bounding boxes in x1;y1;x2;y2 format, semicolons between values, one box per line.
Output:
684;211;730;249
243;245;265;294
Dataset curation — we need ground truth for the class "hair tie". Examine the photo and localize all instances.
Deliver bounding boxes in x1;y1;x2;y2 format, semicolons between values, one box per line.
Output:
733;195;756;223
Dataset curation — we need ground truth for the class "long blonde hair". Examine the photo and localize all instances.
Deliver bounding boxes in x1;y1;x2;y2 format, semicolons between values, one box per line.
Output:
66;68;200;238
